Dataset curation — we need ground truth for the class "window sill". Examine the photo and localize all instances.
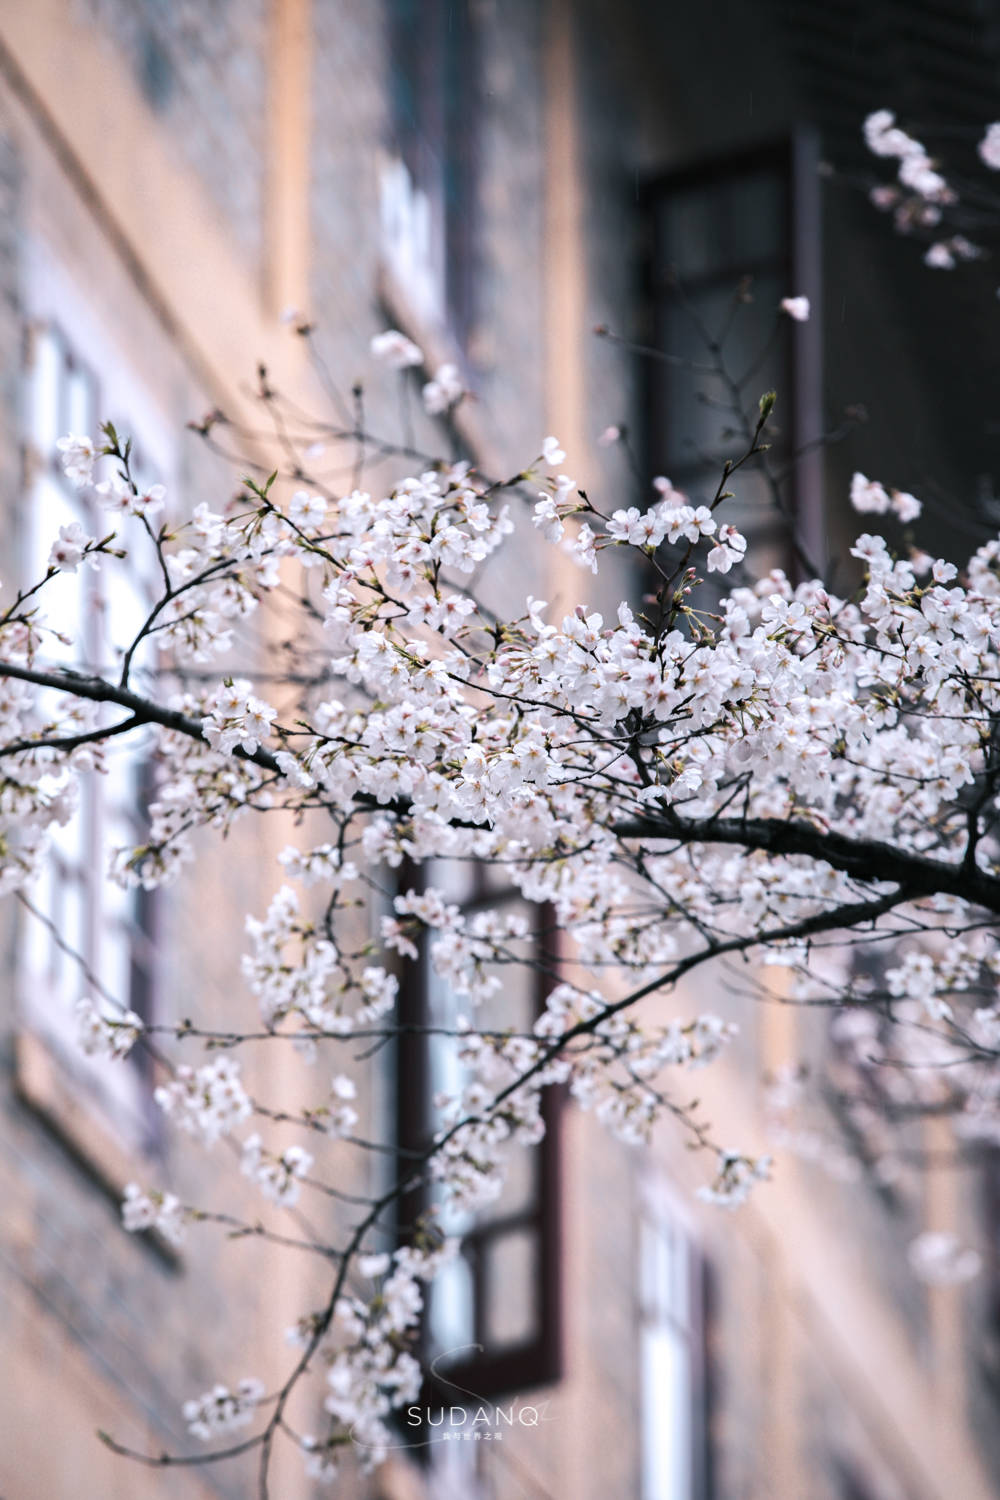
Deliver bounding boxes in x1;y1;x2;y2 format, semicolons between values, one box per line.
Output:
14;1029;180;1268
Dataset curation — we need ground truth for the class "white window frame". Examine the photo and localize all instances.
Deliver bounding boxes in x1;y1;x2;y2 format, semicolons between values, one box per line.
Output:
17;237;175;1158
638;1174;711;1500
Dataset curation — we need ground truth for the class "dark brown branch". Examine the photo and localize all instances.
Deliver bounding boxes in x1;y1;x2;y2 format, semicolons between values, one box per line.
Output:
612;807;1000;915
0;661;280;772
0;714;143;759
6;660;999;922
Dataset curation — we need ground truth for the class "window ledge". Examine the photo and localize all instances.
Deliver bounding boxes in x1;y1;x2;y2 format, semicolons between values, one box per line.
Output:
14;1029;180;1268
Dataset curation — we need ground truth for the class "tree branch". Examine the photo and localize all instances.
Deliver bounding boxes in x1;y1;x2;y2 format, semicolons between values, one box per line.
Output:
612;807;1000;914
0;661;280;772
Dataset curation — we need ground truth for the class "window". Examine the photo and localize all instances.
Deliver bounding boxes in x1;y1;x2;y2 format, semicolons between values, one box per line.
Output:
638;1179;713;1500
642;137;822;580
381;0;479;345
17;247;172;1159
979;1152;1000;1392
394;859;562;1405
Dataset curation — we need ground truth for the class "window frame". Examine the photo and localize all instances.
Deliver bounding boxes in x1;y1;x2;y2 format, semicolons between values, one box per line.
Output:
637;1176;714;1500
393;861;564;1404
16;304;166;1164
977;1149;1000;1394
639;133;823;582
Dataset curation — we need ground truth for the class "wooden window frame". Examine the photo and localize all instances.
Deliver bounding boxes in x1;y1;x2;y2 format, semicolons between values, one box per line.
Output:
640;133;823;581
394;862;563;1404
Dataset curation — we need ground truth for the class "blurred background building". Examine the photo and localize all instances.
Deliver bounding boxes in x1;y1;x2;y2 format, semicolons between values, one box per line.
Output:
1;2;1000;1498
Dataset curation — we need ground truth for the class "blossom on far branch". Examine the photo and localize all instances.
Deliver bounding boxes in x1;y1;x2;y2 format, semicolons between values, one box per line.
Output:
780;295;810;322
863;109;951;201
183;1379;267;1442
370;328;423;369
978;122;1000;171
850;471;923;523
153;1058;251;1146
422;361;465;415
697;1150;773;1209
241;1134;314;1207
76;997;143;1060
121;1183;187;1247
861;109;1000;271
907;1231;982;1286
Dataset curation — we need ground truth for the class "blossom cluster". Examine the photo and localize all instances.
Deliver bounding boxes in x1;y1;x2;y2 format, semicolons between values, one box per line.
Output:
242;879;396;1036
697;1150;773;1209
183;1378;266;1442
121;1183;187;1247
907;1231;982;1287
240;1134;314;1207
369;327;466;415
863;108;999;270
317;1239;453;1467
202;679;277;757
153;1057;252;1145
75;997;144;1060
6;350;1000;1490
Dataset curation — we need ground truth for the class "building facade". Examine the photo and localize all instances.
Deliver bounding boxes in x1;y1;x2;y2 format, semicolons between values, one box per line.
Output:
0;2;998;1498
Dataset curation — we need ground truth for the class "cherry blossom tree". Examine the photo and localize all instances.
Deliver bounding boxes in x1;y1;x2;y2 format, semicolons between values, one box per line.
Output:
6;154;1000;1489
